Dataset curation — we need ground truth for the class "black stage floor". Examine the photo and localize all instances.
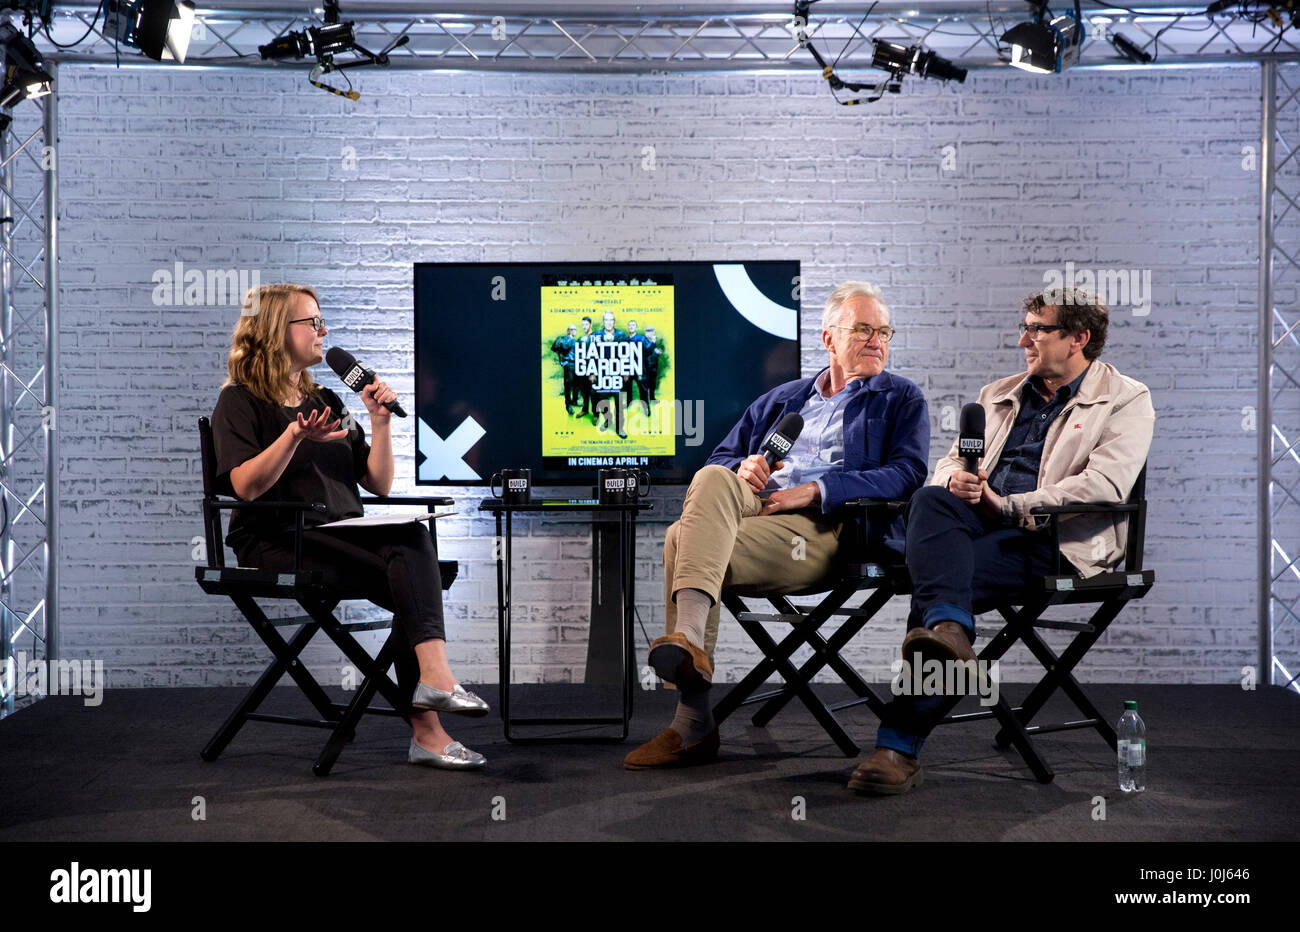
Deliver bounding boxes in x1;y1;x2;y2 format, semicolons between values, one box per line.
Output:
2;683;1297;842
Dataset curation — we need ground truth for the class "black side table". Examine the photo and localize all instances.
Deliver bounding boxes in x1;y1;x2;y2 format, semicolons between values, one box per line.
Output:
478;498;653;742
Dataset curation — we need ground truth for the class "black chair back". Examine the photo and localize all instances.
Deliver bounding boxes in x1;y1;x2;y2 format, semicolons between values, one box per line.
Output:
1124;464;1148;573
198;416;225;569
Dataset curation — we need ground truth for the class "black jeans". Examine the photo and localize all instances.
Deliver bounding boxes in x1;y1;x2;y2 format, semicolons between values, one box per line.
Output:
875;484;1061;756
240;521;446;710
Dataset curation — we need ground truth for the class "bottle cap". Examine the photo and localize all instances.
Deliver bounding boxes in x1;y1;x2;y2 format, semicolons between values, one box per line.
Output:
1124;700;1138;710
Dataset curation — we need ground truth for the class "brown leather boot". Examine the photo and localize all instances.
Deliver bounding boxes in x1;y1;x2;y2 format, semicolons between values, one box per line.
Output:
647;632;713;692
847;748;924;795
623;728;720;770
902;620;977;666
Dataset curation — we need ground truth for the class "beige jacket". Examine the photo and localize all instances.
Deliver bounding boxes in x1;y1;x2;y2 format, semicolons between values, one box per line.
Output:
932;361;1155;578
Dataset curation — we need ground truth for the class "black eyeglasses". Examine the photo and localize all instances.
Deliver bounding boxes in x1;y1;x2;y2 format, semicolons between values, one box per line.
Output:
1018;323;1066;339
290;316;326;332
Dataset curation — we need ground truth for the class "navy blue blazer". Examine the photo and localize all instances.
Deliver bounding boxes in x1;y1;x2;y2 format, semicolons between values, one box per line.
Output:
706;368;930;549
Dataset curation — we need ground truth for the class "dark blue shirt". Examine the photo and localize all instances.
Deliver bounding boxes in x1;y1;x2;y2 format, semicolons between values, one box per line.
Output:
988;365;1091;498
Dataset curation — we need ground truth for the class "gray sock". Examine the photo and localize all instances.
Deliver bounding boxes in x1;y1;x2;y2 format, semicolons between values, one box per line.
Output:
673;587;712;651
668;688;715;746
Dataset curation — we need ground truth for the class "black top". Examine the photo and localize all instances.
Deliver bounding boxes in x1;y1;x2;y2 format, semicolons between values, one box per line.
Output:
988;364;1091;498
210;383;371;558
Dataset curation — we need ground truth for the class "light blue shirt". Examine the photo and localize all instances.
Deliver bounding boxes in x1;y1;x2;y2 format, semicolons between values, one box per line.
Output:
764;369;867;501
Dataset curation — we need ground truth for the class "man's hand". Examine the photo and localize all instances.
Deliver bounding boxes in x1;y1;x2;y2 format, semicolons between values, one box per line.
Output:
979;478;1004;518
949;467;1004;517
759;481;821;516
360;379;397;424
948;467;985;505
737;453;778;494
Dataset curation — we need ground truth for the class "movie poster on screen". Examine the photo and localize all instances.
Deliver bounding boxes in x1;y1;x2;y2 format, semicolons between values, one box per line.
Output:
540;278;676;458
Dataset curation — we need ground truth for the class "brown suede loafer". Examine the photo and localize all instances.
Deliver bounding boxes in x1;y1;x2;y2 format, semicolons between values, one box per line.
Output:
901;620;977;667
647;633;713;692
623;727;720;770
847;748;924;796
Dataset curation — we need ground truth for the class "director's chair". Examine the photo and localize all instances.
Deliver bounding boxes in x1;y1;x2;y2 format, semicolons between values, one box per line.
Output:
930;465;1155;783
711;467;1154;778
194;415;458;776
711;500;909;757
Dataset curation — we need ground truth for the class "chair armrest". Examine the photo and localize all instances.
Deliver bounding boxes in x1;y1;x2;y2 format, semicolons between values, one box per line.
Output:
361;496;455;507
1029;501;1145;576
1029;502;1140;516
843;498;909;515
209;499;327;513
203;497;326;573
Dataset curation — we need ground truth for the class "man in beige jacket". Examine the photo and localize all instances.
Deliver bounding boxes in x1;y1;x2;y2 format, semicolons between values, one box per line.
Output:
850;287;1155;795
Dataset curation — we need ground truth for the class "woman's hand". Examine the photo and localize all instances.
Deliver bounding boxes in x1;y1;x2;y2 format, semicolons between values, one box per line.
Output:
290;407;348;443
361;379;397;424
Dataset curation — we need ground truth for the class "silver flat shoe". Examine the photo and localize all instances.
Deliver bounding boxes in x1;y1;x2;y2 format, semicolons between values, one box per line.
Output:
408;739;486;770
411;681;490;716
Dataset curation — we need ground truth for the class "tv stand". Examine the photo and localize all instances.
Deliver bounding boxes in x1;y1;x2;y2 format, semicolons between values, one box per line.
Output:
479;497;652;742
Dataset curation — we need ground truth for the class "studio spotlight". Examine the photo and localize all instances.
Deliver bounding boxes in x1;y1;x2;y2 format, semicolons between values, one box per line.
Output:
255;0;409;99
792;0;966;105
872;40;968;83
1001;1;1082;74
105;0;197;63
1110;31;1153;63
0;24;53;108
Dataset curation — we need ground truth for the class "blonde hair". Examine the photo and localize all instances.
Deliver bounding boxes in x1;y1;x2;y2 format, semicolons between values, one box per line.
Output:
222;283;323;404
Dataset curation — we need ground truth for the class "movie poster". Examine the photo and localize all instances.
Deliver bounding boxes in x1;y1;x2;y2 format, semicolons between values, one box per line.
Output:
540;277;675;458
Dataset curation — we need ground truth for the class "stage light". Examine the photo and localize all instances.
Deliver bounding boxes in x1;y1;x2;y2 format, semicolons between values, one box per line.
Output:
105;0;197;62
1001;2;1082;74
0;24;53;108
792;0;965;105
871;40;967;83
256;0;409;100
258;20;355;60
1110;32;1154;62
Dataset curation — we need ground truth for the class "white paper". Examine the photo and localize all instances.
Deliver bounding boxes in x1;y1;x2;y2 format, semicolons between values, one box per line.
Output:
318;511;454;529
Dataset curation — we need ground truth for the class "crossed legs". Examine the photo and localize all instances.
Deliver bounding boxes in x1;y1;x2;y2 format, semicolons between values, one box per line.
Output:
624;464;841;769
851;484;1060;794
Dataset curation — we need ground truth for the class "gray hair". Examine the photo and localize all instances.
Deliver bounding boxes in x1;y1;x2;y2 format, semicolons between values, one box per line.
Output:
822;281;888;332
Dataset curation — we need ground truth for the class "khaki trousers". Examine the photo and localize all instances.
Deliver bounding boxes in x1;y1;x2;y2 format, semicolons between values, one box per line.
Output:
663;464;844;658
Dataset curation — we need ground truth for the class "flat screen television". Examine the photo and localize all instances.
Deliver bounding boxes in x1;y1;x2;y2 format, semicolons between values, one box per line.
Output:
413;260;802;486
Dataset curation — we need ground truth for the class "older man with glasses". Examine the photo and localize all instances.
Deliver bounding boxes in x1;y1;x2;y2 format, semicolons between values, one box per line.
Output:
849;288;1156;796
623;281;931;770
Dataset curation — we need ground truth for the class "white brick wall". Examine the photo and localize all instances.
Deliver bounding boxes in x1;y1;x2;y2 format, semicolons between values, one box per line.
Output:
50;62;1273;689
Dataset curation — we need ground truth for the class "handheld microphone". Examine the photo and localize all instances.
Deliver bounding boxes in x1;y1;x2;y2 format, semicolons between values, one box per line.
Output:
326;346;407;418
762;413;804;468
958;403;985;475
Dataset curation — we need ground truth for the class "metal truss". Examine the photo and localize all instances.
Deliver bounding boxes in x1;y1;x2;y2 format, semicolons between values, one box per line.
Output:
1260;61;1300;695
0;68;58;718
29;3;1300;70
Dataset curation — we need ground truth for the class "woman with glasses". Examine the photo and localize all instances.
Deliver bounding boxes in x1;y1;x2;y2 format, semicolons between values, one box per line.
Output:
210;283;489;771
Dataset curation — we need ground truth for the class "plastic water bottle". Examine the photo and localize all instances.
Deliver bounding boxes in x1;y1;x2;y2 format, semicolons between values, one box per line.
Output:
1117;699;1146;793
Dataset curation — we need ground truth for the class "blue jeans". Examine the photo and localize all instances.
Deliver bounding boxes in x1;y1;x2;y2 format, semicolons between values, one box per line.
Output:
875;484;1061;758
